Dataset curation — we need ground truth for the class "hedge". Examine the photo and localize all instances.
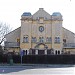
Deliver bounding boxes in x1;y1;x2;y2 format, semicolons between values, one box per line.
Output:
0;54;75;64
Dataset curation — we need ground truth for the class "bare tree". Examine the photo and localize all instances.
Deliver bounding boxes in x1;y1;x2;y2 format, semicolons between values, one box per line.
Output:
0;22;11;45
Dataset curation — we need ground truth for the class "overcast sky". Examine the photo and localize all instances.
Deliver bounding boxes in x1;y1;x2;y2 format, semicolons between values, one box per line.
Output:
0;0;75;33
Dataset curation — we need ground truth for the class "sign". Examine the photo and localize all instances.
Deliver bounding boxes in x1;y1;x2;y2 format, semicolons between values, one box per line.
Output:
20;50;23;56
20;50;23;64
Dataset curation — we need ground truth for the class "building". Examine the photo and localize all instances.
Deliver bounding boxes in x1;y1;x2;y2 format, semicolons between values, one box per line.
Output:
5;8;75;55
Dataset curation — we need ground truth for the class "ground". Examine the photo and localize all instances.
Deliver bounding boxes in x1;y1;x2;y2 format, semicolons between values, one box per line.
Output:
0;64;75;75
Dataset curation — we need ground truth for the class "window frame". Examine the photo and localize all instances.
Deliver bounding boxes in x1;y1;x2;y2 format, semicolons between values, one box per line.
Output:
39;37;44;43
55;36;60;43
23;35;29;43
46;37;52;43
31;37;37;43
39;26;44;32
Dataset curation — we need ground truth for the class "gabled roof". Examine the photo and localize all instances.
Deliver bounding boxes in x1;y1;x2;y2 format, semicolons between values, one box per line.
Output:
63;27;75;35
33;8;51;20
5;27;21;37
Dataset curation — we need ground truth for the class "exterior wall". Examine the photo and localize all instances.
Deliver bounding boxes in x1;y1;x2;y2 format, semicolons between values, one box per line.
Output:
20;19;63;51
31;20;52;49
52;20;63;53
20;19;32;50
6;48;20;53
63;48;75;54
31;20;52;46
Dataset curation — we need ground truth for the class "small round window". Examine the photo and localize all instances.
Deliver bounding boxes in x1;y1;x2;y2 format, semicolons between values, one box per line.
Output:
39;26;44;32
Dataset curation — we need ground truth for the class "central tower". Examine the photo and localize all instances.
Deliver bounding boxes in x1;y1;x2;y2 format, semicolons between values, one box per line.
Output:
20;8;63;55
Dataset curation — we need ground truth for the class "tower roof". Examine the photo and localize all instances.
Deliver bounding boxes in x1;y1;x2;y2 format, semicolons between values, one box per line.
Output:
52;12;62;16
21;12;31;16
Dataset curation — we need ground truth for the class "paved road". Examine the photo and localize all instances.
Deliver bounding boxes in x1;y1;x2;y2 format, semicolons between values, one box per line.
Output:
0;65;75;75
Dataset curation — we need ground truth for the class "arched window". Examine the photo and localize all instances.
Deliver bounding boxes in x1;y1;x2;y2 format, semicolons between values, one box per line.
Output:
23;35;29;43
46;37;52;43
55;37;60;43
31;37;37;43
58;50;60;54
58;37;60;43
55;50;58;55
55;50;60;55
39;37;44;43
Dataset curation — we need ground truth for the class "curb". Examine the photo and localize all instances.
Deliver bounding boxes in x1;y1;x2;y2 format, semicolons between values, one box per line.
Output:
0;64;74;68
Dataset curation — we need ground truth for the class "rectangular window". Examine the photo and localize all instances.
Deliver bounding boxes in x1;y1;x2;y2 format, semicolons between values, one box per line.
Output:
55;37;60;43
46;37;52;43
23;35;29;43
31;37;37;43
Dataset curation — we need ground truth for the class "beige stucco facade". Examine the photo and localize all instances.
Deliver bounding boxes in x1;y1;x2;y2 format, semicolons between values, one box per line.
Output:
5;8;75;55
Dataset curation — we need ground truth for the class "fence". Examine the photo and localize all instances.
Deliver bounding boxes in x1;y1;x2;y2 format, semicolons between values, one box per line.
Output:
0;54;75;64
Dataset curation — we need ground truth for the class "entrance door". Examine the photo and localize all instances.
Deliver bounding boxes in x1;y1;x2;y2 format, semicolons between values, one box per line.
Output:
47;50;51;55
38;50;45;55
32;49;35;55
55;50;60;55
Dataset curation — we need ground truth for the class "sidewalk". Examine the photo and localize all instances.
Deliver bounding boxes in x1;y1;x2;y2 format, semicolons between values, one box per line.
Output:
0;63;74;68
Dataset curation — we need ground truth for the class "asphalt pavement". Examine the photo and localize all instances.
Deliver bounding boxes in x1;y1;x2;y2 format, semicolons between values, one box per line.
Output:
0;64;75;75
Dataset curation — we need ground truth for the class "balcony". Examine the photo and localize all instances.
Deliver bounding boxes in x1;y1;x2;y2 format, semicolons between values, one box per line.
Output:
63;43;75;48
5;42;20;48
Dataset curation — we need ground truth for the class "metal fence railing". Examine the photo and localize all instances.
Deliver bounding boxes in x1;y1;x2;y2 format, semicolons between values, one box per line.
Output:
5;42;20;48
63;43;75;48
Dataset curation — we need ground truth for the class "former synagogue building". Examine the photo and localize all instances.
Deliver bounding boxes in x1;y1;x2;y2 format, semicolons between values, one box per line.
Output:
5;8;75;55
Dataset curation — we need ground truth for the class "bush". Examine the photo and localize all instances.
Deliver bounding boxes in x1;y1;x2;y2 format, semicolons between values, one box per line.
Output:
0;45;3;55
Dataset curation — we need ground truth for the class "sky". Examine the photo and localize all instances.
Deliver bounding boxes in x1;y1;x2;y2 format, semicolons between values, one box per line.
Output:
0;0;75;33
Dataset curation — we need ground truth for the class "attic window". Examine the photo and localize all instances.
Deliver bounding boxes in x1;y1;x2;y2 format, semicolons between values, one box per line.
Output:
39;18;44;24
